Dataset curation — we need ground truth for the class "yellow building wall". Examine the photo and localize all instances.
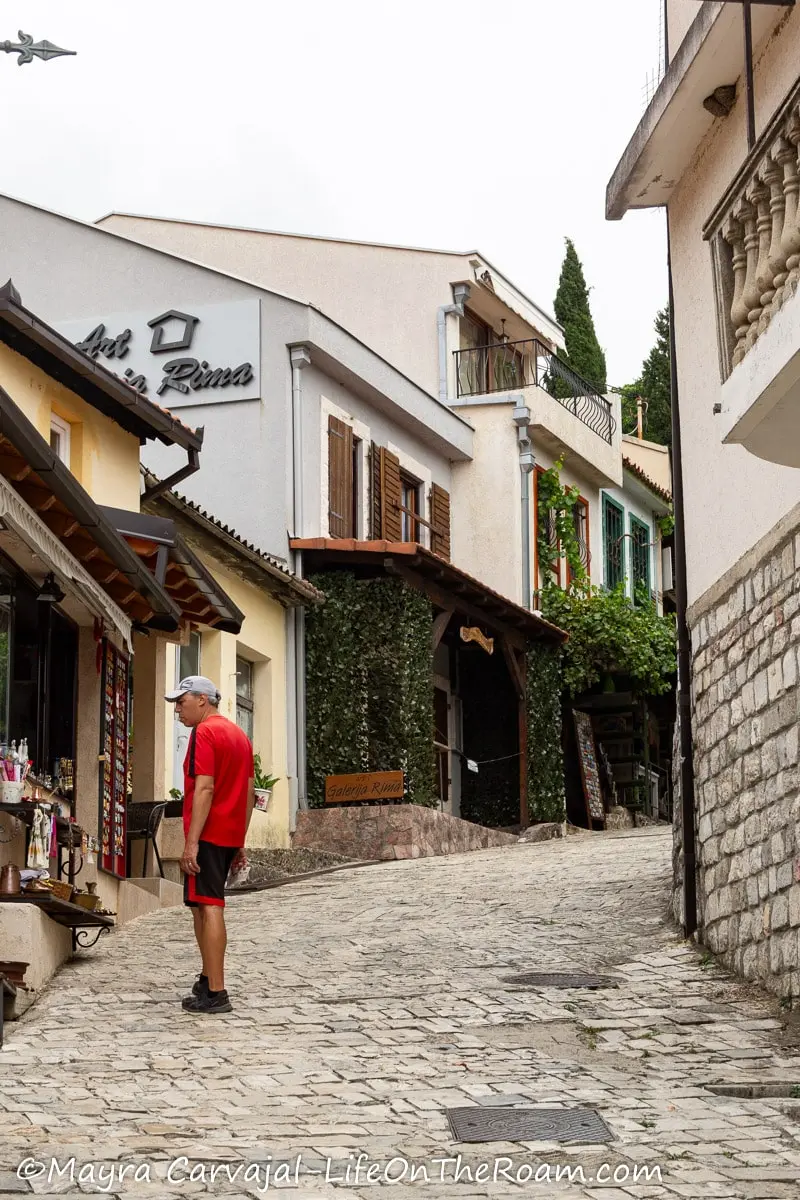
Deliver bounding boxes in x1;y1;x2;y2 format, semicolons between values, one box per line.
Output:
0;343;141;510
161;552;292;850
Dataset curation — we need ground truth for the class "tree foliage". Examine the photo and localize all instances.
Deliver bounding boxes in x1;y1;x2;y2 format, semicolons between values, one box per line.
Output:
621;306;672;445
553;239;607;392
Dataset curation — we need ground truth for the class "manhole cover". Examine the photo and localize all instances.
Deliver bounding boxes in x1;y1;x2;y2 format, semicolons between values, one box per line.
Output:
446;1106;612;1144
503;972;619;989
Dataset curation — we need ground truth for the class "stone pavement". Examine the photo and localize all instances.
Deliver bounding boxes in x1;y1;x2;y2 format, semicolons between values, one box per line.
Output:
2;826;800;1200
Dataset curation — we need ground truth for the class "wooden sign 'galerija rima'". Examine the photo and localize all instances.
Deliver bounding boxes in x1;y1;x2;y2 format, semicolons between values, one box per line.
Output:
324;770;405;804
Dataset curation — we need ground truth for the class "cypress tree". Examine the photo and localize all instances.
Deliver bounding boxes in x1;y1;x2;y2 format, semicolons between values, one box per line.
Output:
553;239;607;392
620;307;672;445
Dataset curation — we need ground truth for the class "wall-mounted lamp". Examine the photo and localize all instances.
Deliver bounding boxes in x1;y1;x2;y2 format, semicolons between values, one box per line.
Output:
36;573;65;604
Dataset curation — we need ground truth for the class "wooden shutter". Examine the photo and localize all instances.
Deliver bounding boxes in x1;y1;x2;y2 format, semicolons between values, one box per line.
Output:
370;441;382;539
430;484;451;561
379;447;402;541
328;416;353;538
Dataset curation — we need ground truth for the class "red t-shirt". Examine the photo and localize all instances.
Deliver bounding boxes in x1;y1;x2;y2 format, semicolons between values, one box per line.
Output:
182;714;254;847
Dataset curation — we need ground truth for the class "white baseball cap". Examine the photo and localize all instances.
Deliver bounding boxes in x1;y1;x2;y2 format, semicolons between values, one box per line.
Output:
165;675;221;703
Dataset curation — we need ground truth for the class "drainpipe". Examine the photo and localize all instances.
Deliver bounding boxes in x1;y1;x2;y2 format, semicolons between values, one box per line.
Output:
666;221;697;939
437;283;471;404
289;346;312;823
513;402;534;608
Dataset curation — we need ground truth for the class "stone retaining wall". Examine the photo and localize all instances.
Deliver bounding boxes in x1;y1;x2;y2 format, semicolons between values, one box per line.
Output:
680;516;800;999
292;804;518;861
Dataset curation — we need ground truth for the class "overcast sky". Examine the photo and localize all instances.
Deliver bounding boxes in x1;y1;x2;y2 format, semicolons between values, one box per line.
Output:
4;0;666;387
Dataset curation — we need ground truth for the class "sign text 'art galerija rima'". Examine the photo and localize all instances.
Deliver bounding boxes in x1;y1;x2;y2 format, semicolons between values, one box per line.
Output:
60;300;261;407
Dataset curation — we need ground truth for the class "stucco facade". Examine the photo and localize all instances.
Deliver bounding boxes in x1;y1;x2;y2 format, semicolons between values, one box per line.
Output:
608;0;800;994
96;214;564;400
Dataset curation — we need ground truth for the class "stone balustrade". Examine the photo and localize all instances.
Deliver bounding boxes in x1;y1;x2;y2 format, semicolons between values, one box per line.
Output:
706;78;800;375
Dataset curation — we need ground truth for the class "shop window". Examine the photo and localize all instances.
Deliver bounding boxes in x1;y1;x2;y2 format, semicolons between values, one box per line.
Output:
236;656;254;741
49;414;71;467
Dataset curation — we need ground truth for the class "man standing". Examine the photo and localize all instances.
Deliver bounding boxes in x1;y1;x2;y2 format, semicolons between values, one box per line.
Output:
165;675;254;1014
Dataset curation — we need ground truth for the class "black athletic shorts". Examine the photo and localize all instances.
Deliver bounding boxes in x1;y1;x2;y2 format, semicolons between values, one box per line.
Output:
183;840;239;908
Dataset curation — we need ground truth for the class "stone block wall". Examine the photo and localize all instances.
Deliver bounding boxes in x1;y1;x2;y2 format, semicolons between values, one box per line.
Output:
293;804;518;861
680;515;800;999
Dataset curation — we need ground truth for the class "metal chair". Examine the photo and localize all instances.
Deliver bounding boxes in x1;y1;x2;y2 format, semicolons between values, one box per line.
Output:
126;801;170;878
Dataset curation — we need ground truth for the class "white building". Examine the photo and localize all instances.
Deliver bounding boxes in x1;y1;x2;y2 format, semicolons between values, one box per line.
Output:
607;0;800;996
98;212;627;610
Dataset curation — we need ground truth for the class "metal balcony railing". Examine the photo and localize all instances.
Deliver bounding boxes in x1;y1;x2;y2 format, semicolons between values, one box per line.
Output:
454;337;615;444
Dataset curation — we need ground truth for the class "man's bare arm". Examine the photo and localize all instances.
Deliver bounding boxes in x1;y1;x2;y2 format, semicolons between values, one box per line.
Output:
181;774;214;874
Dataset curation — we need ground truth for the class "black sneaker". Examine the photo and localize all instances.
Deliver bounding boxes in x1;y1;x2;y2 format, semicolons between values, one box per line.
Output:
191;974;209;998
182;989;232;1014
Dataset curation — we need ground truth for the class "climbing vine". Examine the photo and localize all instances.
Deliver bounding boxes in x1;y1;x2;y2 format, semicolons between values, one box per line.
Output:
305;571;436;808
536;459;677;697
536;458;586;589
526;642;566;822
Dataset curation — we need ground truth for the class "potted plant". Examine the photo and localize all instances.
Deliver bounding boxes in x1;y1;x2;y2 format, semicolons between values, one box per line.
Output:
253;754;279;812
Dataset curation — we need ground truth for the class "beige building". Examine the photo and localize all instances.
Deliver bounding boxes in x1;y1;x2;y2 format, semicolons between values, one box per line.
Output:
608;1;800;995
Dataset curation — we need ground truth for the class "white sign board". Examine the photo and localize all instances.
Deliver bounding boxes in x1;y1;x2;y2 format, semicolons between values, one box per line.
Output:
58;299;261;408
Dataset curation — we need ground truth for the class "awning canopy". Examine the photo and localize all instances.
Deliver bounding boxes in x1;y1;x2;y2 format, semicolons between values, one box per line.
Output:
0;471;132;649
101;506;245;634
290;538;568;648
0;385;181;631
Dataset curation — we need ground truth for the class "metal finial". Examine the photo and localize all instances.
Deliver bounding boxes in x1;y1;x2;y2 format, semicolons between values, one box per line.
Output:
1;31;76;65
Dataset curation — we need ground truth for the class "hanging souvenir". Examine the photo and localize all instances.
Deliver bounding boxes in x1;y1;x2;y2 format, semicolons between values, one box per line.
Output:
27;807;49;869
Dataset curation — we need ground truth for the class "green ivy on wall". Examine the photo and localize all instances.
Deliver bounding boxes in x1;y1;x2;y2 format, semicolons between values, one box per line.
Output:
305;571;436;808
535;458;676;698
527;641;567;822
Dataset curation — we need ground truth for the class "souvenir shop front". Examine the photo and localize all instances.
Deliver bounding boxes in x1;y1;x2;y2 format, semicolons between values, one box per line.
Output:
0;472;147;1010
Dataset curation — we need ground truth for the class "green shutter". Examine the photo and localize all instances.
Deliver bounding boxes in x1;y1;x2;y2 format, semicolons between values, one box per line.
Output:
602;495;625;590
629;515;651;604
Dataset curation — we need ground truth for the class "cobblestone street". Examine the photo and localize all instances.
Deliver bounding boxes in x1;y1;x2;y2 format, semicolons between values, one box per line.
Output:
3;827;800;1199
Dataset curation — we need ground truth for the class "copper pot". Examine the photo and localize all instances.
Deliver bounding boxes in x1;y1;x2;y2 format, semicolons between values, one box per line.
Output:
0;862;21;895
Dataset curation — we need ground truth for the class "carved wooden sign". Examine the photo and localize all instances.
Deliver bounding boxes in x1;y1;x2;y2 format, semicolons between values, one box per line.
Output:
324;770;405;804
460;626;494;655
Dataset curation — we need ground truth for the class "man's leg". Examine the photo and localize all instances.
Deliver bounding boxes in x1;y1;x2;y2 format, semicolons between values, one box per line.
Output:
199;906;227;992
192;907;209;977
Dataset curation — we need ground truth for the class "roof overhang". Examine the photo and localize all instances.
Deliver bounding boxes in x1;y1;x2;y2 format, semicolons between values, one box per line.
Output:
299;309;475;463
101;506;246;634
0;280;203;451
0;472;133;650
0;386;181;630
606;2;789;219
290;538;567;646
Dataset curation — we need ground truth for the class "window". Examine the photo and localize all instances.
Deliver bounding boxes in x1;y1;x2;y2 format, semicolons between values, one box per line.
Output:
49;415;71;467
567;497;591;586
236;656;254;741
602;495;625;589
179;631;201;681
400;472;422;543
630;516;652;603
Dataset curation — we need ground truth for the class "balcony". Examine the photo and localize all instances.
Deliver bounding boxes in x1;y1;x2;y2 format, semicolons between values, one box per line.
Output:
453;337;621;486
706;76;800;467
